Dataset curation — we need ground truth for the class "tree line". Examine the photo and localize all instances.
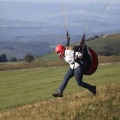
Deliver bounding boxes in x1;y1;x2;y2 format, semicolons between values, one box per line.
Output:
0;53;34;63
0;54;8;62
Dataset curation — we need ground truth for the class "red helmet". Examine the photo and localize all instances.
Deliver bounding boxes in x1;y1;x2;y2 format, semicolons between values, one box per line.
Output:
55;44;65;59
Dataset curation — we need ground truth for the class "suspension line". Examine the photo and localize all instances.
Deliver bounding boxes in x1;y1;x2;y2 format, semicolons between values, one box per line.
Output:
87;0;116;38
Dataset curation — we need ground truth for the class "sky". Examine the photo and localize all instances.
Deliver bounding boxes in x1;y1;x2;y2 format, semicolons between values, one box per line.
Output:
0;0;120;3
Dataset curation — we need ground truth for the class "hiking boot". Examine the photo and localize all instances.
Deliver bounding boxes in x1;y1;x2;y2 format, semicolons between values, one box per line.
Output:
52;90;63;97
90;86;96;96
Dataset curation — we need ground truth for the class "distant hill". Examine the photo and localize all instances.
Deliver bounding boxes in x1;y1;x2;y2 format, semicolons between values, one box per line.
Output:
0;35;80;60
37;33;120;61
86;33;120;56
0;33;120;61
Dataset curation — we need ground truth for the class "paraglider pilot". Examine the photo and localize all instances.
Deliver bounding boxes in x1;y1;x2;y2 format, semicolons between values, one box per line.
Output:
52;44;96;97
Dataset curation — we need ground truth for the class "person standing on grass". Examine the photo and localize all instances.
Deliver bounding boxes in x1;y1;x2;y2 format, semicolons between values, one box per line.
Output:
52;44;96;97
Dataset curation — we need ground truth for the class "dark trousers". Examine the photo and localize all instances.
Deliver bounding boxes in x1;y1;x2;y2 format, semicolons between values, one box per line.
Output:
59;66;93;93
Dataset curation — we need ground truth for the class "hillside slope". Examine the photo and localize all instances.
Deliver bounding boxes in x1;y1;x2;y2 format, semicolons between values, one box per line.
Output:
86;33;120;56
37;33;120;61
0;83;119;120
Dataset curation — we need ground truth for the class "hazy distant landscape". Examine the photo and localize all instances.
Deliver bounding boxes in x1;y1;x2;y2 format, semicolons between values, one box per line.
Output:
0;1;120;37
0;1;120;59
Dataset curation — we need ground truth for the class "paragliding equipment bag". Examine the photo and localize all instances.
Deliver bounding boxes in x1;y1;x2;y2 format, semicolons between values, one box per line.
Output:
73;44;92;72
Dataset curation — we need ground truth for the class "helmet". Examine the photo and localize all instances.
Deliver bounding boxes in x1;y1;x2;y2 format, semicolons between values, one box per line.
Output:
55;44;65;59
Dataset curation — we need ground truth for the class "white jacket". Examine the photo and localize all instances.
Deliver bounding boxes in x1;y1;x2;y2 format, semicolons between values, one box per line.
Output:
64;49;82;69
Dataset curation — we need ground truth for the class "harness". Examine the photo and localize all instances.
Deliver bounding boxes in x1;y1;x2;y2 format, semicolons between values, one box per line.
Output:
66;33;98;75
73;34;92;72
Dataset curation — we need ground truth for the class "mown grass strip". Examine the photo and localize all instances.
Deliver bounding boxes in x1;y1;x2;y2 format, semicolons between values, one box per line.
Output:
0;63;120;111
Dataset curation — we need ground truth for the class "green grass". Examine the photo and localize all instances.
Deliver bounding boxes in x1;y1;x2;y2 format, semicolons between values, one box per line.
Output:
0;63;120;111
0;83;120;120
36;52;59;61
86;34;120;55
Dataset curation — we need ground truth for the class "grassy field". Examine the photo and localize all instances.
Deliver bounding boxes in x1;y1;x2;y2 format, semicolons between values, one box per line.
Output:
0;59;120;120
0;62;120;112
0;83;119;120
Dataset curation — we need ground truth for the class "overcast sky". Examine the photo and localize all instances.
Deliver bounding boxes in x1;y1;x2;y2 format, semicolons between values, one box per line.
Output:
0;0;120;3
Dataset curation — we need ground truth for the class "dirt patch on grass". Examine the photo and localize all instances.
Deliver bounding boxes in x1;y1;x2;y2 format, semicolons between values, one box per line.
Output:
0;56;120;71
98;56;120;63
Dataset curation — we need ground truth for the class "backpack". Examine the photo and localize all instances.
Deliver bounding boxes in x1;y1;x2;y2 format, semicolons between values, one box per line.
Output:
73;44;98;75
